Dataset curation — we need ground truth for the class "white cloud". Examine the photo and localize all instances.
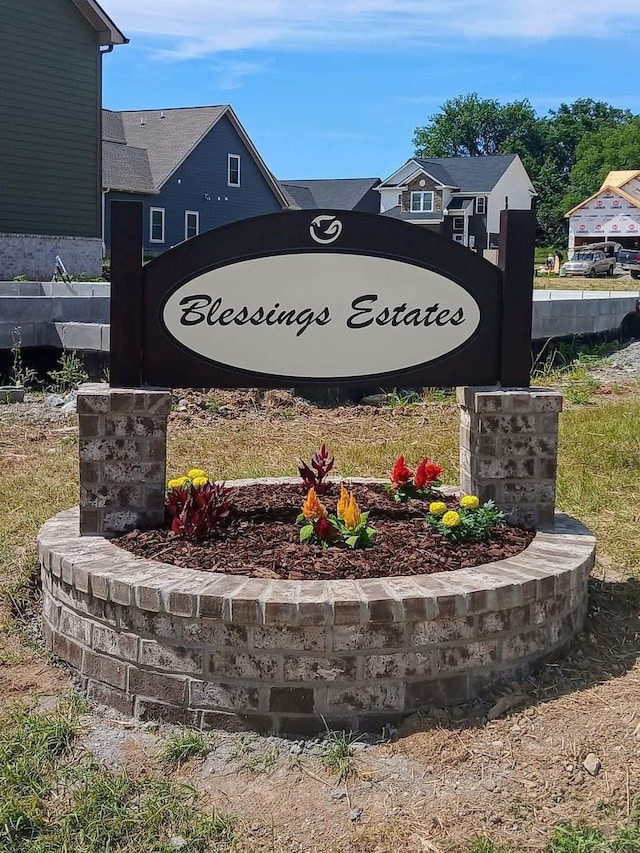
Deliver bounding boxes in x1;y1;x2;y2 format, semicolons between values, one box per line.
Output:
209;59;269;90
104;0;640;58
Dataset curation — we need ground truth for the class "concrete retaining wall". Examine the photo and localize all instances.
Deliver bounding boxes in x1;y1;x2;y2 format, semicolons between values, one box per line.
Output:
0;284;638;353
532;290;640;338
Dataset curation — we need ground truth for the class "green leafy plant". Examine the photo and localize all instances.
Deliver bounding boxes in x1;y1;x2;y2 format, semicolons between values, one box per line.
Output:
426;495;505;543
12;274;27;282
298;443;334;494
297;485;375;549
166;468;233;541
331;484;376;548
297;487;340;547
388;455;443;502
47;351;88;393
9;327;37;388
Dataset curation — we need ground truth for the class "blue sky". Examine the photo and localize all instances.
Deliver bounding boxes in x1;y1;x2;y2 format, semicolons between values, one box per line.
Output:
102;0;640;182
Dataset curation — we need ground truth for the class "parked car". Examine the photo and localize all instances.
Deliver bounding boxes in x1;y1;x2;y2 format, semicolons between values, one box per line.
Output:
563;250;615;278
616;248;640;279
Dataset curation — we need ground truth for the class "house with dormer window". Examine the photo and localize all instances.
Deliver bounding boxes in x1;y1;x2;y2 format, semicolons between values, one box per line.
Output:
377;154;536;253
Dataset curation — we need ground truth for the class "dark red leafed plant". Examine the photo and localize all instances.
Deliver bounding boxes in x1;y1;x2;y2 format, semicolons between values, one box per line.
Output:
298;443;334;494
166;471;233;540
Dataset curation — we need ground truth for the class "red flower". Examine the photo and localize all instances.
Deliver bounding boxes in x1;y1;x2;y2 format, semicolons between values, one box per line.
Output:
314;516;337;541
414;458;442;490
391;456;413;486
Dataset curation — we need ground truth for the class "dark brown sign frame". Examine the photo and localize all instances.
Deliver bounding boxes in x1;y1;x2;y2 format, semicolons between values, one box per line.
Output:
110;203;535;390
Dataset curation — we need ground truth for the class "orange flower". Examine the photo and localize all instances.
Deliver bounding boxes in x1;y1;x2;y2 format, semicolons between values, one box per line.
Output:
337;484;350;519
302;487;327;521
342;493;362;530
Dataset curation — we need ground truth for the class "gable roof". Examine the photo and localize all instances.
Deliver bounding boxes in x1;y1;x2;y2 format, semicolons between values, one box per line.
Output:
279;178;381;210
71;0;127;45
380;154;518;193
102;106;290;207
565;183;640;218
600;170;640;190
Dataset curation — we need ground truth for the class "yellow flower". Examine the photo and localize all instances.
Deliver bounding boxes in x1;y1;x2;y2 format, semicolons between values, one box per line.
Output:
342;493;362;530
337;484;350;519
302;487;327;520
429;501;447;516
442;510;461;528
191;476;209;488
168;476;189;490
187;468;208;480
460;494;480;510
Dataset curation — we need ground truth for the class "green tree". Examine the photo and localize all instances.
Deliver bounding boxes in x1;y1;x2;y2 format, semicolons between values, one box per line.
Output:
413;93;544;167
546;98;633;175
563;117;640;212
412;94;639;245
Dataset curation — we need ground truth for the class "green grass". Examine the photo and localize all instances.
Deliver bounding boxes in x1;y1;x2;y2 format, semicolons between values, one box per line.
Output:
157;729;213;770
320;726;364;783
0;698;243;852
2;392;640;851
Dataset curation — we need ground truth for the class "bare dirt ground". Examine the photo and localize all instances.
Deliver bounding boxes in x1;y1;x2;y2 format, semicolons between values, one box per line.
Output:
1;370;639;851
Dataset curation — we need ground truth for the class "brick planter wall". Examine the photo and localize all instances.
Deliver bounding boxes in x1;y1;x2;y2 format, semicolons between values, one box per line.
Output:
38;496;595;734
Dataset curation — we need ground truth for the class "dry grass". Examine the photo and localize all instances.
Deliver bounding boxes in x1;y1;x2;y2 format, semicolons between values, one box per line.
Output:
1;392;640;852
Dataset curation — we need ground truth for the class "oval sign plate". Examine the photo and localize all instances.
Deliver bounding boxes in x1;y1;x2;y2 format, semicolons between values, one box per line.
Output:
161;252;481;380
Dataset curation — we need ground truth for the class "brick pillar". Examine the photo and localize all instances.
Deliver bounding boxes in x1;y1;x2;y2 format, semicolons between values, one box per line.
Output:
458;387;563;528
78;384;171;537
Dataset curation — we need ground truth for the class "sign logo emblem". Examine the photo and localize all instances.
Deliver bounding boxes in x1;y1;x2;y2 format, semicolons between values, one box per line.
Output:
310;215;343;245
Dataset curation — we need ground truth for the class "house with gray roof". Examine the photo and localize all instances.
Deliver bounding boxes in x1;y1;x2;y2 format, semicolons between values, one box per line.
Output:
0;0;126;280
378;155;536;253
103;106;291;256
280;178;381;214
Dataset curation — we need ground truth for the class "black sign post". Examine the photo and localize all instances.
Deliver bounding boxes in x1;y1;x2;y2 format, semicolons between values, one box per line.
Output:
109;203;535;390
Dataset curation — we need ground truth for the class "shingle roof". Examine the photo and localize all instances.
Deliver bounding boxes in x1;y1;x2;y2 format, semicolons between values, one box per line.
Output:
102;110;126;145
71;0;127;45
413;155;517;192
445;198;474;211
102;106;290;206
117;107;227;188
279;178;381;210
103;141;155;194
382;206;443;222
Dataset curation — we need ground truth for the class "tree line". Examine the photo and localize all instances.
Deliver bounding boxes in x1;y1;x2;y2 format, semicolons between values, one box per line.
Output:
412;94;640;246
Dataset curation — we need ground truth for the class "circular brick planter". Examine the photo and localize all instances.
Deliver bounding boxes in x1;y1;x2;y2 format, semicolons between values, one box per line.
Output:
38;482;595;734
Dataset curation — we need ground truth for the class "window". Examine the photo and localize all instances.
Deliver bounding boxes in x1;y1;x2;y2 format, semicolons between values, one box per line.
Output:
397;193;402;207
453;234;464;243
452;216;464;231
185;210;199;241
150;208;165;243
476;196;486;215
410;191;433;212
228;154;241;186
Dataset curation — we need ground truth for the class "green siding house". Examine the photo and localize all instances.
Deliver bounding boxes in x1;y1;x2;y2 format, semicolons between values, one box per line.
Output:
0;0;126;279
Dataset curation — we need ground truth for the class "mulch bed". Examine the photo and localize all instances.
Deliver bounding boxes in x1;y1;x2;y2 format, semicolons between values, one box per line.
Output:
112;483;535;581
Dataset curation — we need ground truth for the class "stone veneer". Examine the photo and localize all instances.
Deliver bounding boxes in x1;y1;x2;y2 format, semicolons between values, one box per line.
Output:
458;387;563;528
78;385;171;536
38;503;595;734
0;233;102;281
